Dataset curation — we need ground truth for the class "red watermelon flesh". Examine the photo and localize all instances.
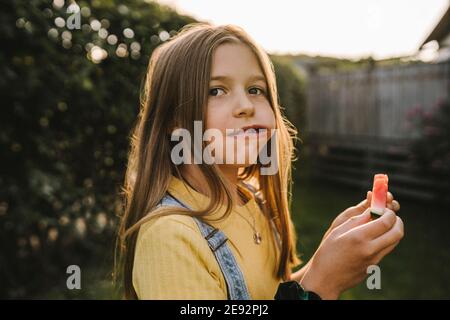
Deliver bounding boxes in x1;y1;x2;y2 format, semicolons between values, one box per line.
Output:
370;174;388;218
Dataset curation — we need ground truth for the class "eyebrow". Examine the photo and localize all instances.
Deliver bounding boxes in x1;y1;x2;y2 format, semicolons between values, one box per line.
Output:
210;74;266;82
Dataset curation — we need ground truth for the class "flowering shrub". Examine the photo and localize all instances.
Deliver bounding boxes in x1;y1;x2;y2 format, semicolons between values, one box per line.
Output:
408;98;450;198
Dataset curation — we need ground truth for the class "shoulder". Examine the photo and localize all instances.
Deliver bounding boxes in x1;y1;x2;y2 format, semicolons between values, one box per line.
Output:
133;213;217;274
137;213;202;246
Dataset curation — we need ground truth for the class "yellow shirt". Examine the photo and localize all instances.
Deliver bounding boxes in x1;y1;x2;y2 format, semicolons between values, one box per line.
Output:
132;175;283;299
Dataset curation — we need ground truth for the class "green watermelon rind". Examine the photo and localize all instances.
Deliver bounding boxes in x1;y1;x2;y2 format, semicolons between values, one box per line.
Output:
370;211;383;219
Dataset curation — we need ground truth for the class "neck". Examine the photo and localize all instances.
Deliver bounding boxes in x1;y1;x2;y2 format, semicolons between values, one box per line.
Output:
178;164;244;205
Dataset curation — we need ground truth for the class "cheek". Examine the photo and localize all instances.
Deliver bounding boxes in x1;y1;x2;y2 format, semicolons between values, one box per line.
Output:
260;102;276;128
206;100;229;131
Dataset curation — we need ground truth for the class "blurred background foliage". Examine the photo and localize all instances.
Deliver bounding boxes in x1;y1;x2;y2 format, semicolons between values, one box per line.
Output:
0;0;195;298
0;0;306;298
408;98;450;198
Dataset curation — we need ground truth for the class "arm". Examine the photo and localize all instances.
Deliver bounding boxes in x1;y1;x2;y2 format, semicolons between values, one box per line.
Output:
289;260;311;283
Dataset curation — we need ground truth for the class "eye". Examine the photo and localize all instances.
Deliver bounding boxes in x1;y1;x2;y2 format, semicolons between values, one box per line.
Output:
209;87;226;97
248;87;265;95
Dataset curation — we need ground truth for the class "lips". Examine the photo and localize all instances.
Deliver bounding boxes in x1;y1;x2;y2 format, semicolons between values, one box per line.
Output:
241;124;269;133
227;125;270;136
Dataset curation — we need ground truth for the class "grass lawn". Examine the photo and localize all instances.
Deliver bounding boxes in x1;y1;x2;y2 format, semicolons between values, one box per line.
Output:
291;173;450;299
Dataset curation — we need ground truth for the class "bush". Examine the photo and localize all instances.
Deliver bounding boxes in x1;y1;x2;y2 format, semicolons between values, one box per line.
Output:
0;0;195;298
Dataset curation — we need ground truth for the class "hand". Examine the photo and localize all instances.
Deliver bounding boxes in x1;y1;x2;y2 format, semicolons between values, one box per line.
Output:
290;191;401;284
322;191;401;240
300;207;404;300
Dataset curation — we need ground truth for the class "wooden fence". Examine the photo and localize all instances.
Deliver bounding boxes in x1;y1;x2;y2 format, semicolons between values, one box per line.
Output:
304;61;450;203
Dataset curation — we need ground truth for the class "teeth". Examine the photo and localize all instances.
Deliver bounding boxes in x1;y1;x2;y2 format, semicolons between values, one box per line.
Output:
226;127;268;136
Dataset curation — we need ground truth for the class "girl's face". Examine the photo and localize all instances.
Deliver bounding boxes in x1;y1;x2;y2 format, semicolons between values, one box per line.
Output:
205;42;276;167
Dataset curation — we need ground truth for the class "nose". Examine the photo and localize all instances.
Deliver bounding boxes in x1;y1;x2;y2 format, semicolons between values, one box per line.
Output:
232;89;255;118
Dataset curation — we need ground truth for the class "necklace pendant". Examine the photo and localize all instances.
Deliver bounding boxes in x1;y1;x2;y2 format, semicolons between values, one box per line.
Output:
253;232;262;244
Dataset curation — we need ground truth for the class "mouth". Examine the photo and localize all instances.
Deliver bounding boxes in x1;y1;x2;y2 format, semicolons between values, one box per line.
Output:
227;125;270;137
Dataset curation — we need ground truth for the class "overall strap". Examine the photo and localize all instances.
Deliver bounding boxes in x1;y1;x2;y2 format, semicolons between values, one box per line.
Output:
158;193;252;300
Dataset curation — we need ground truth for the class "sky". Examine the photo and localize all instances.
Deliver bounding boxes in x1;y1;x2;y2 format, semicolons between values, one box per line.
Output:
156;0;449;60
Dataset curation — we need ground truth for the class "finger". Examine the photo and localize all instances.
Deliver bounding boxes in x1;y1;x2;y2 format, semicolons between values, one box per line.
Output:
338;192;371;221
355;191;372;210
387;200;400;212
329;191;375;234
365;191;372;206
387;192;393;203
372;216;404;250
333;208;372;236
392;200;400;211
326;206;364;239
372;240;400;265
353;209;397;240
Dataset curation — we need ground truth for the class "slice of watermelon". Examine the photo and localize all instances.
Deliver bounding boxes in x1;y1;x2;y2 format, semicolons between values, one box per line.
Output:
370;174;389;219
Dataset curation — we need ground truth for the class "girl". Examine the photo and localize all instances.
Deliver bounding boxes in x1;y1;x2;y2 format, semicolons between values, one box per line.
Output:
117;23;403;300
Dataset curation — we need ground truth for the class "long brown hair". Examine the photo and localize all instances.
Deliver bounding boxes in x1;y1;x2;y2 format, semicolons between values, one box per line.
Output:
116;22;301;299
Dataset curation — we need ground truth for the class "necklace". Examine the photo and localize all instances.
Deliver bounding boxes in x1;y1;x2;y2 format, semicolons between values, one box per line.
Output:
236;188;262;245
